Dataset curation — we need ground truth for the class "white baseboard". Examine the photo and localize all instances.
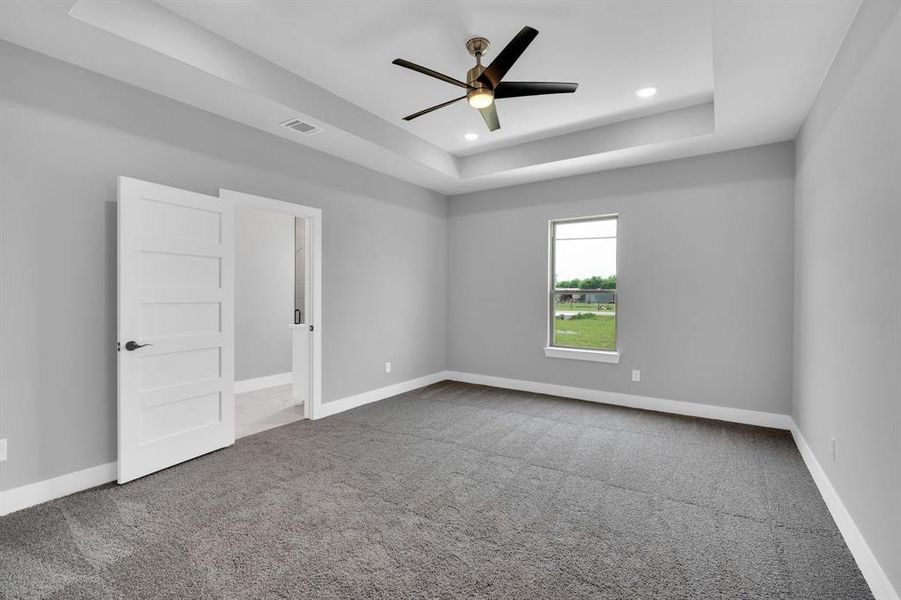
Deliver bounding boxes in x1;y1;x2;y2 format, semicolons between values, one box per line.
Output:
791;425;899;600
444;371;792;429
235;371;292;394
315;371;451;419
0;461;117;516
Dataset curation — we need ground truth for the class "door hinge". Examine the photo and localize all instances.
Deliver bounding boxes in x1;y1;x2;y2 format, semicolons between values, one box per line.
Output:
117;341;120;352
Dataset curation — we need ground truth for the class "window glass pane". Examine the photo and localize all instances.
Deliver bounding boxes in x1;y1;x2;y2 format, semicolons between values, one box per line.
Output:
554;238;616;286
555;218;616;240
551;217;617;352
552;307;616;351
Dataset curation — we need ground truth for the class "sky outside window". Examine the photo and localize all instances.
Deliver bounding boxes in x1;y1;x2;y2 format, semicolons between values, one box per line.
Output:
554;219;617;283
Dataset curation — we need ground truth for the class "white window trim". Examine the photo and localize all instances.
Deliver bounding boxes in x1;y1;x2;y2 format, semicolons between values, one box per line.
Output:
543;346;621;363
547;213;619;362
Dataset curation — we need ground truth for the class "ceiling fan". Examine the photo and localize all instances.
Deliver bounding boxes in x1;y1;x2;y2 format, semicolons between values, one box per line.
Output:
392;26;578;132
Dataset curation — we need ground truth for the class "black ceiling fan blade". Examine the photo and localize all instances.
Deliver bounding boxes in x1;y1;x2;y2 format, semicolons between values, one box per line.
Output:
477;26;539;88
479;103;500;132
402;96;467;121
494;81;579;99
392;59;471;90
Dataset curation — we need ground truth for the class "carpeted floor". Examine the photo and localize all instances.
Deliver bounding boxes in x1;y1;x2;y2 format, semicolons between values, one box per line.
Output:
0;381;873;599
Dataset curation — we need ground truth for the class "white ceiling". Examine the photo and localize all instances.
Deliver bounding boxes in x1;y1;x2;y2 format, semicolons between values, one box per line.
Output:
0;1;861;195
157;0;715;156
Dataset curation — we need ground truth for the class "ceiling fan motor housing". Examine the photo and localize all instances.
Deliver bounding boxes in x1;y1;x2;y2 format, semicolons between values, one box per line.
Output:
466;64;493;107
467;64;487;89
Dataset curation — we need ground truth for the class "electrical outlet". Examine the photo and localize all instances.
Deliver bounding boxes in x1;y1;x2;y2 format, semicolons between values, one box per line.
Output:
385;361;391;374
0;438;7;462
631;369;640;383
831;437;836;461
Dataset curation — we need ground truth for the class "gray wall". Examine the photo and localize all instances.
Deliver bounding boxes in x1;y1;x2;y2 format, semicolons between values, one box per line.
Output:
0;43;447;491
448;143;795;415
235;207;294;381
794;0;901;591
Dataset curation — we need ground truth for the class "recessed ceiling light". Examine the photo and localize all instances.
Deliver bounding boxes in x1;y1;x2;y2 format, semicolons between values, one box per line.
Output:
635;86;658;98
464;132;479;141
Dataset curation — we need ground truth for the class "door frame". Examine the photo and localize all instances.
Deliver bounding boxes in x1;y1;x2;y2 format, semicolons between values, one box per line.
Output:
220;189;322;420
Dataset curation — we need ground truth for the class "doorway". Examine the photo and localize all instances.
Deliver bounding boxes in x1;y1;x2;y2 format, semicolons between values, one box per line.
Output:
223;188;322;431
233;207;301;437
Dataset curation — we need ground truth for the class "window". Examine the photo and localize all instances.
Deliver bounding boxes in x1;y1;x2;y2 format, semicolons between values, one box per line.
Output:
547;215;619;362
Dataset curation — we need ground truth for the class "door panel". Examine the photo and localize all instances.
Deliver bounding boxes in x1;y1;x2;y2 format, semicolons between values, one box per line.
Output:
140;302;221;337
140;199;222;241
139;347;221;390
140;252;221;287
118;177;235;483
139;392;222;443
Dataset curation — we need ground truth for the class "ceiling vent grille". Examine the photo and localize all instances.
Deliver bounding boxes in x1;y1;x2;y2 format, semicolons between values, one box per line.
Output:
280;119;323;135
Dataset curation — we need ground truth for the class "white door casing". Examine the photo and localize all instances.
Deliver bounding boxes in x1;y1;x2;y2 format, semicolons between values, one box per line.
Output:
118;177;235;483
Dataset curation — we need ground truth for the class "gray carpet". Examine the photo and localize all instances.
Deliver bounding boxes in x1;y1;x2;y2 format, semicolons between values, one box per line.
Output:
0;381;873;599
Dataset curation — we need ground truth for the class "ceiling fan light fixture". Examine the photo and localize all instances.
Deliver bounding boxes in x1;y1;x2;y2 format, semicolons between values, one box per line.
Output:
392;26;577;132
467;88;494;109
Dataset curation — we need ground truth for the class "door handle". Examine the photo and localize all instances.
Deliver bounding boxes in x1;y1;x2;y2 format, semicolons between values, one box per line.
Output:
124;341;152;351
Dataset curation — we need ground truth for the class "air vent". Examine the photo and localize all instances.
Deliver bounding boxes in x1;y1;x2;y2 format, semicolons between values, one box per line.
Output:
280;119;323;135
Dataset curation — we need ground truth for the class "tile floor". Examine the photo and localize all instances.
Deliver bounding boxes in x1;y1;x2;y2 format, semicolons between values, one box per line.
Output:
235;384;304;438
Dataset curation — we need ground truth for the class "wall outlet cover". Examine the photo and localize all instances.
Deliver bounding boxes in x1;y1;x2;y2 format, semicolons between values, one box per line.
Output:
385;362;392;374
632;370;641;382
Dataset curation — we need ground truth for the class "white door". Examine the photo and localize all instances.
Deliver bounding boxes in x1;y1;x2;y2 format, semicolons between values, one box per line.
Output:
118;177;235;483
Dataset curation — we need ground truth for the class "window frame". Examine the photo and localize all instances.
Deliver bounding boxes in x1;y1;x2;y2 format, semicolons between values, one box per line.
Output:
545;213;621;363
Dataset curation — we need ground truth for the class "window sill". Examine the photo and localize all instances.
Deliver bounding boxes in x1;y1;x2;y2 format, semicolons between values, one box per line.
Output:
543;347;621;363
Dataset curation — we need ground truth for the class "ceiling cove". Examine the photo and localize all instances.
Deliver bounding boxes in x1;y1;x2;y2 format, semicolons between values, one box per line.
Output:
0;0;860;194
